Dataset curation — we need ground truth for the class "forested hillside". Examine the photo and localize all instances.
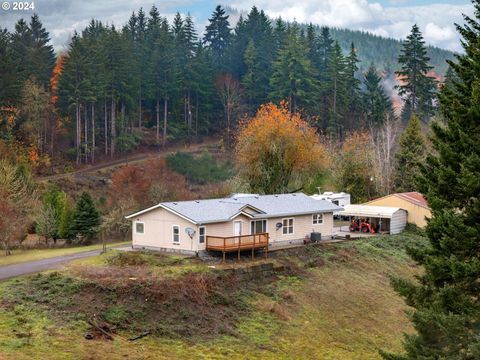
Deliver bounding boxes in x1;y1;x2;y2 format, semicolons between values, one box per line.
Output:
0;5;453;171
327;27;454;75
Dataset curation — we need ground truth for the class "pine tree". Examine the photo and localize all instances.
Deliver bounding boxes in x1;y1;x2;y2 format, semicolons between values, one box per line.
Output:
363;64;393;127
385;2;480;358
239;7;274;112
0;28;19;106
273;18;287;51
242;39;262;112
344;42;362;130
28;14;55;89
393;114;426;192
203;5;231;70
72;191;100;242
396;24;437;122
316;27;335;129
326;42;347;137
269;23;318;113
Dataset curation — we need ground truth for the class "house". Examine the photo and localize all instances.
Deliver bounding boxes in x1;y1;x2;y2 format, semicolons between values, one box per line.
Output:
125;193;343;256
364;192;431;228
338;204;407;234
311;191;351;208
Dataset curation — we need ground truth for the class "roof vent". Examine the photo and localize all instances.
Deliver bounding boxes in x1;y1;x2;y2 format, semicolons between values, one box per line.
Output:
274;195;278;197
292;194;296;196
173;202;177;205
195;200;199;203
255;196;259;199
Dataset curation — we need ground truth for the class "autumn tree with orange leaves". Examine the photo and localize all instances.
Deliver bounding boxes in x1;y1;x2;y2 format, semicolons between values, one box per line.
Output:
235;102;327;194
334;131;376;202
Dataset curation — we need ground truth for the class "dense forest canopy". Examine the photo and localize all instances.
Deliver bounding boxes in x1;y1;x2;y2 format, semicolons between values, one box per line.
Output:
0;5;452;168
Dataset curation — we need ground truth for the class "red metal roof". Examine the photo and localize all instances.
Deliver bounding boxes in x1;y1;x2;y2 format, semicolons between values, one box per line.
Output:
394;192;429;208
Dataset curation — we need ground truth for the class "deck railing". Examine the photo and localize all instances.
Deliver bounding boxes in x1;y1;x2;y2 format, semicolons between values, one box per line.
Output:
206;233;269;261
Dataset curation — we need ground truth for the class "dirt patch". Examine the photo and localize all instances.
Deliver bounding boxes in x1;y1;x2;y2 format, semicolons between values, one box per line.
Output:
328;247;360;263
1;266;278;341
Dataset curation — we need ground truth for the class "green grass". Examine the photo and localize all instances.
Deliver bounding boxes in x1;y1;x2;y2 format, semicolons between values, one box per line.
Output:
0;230;426;359
0;241;131;267
166;151;233;184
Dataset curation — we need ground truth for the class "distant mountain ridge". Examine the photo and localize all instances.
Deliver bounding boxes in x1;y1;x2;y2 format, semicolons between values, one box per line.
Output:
325;26;455;76
225;7;455;76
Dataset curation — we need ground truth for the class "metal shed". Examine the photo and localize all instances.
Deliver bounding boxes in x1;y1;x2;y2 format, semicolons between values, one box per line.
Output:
338;205;408;234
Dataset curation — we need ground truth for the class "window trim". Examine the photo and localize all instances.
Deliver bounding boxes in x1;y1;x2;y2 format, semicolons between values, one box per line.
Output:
312;213;324;225
172;225;180;243
282;218;294;235
250;219;268;235
198;226;206;244
134;221;145;234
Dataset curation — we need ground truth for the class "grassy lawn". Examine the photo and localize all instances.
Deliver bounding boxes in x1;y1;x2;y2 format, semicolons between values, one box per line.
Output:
0;229;425;359
0;241;131;267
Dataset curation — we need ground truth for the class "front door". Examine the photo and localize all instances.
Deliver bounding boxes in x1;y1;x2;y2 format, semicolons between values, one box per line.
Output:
234;221;242;236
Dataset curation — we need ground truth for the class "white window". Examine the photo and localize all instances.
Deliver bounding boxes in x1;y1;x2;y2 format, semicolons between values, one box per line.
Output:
172;225;180;243
282;218;294;235
135;222;144;234
313;214;323;224
250;220;267;234
199;226;205;244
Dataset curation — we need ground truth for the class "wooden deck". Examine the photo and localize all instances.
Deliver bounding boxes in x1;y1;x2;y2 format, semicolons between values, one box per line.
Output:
206;233;269;262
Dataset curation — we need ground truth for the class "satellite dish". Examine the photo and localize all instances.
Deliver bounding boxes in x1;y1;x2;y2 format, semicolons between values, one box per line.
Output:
276;222;283;230
185;227;196;238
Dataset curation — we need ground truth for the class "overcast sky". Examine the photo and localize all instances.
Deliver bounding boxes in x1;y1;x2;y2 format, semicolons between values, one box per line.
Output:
0;0;473;53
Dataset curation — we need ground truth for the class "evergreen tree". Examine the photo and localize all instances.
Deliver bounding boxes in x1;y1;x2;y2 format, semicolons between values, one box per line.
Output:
150;14;175;146
396;24;437;122
345;42;362;130
363;64;393;127
269;23;318;113
326;41;347;137
72;191;100;242
239;7;275;112
273;18;287;52
385;2;480;358
242;39;262;111
316;27;335;129
28;14;55;89
393;114;426;192
203;5;231;70
0;28;19;106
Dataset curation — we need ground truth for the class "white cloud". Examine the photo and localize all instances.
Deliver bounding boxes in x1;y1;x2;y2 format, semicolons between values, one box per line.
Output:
229;0;473;52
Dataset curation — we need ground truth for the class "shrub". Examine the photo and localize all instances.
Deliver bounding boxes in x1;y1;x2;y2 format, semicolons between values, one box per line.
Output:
166;151;233;184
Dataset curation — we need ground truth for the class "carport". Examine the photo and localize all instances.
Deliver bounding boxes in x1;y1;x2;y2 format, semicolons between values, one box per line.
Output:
337;205;407;234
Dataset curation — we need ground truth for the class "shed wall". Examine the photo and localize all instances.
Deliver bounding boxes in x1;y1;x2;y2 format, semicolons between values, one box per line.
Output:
366;196;431;228
390;210;408;234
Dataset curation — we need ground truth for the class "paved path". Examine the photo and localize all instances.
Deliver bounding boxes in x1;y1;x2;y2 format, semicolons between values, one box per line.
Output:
0;246;132;281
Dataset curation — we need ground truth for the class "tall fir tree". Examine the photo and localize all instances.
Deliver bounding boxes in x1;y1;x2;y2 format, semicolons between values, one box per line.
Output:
316;27;335;129
28;14;56;90
396;24;437;122
0;28;19;106
269;23;318;113
345;42;362;130
326;41;347;137
393;114;426;192
385;2;480;358
203;5;231;71
363;64;393;127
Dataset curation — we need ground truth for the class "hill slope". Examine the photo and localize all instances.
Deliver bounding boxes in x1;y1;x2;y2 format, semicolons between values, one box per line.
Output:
0;229;425;359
